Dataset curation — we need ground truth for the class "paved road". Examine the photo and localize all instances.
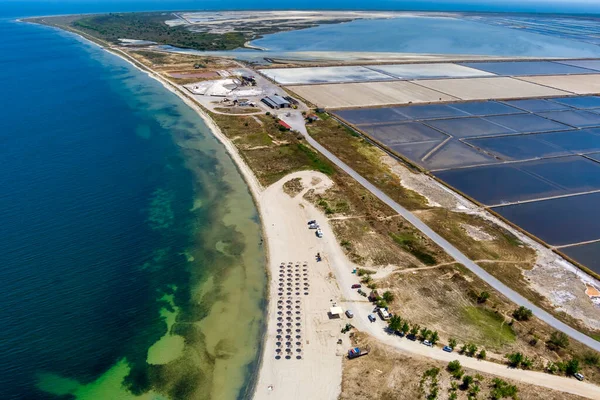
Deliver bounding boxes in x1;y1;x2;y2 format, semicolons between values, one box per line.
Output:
281;112;600;353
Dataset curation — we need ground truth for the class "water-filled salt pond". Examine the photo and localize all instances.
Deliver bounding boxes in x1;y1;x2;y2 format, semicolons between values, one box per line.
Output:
333;95;600;270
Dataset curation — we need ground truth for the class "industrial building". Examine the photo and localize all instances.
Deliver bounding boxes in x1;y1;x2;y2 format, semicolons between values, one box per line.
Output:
261;95;291;109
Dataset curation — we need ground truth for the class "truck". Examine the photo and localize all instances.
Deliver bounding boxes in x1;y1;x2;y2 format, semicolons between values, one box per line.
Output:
348;347;369;359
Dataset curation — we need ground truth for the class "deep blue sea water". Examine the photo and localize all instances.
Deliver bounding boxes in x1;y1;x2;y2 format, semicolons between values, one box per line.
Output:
0;9;266;400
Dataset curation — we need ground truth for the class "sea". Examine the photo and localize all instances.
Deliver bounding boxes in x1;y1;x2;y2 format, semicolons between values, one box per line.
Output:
3;1;600;399
0;4;267;400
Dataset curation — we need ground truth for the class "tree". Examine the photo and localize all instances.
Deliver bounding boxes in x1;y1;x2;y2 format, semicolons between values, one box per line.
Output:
521;356;533;370
449;338;457;349
477;291;490;304
420;327;431;341
462;375;473;389
376;299;388;309
382;290;394;303
401;321;410;335
449;392;457;400
388;315;402;332
477;349;487;360
430;331;439;345
565;358;581;375
548;331;570;350
410;324;420;337
512;306;533;321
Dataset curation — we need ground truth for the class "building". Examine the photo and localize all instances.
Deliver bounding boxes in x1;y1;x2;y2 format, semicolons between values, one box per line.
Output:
261;95;291;109
278;120;291;130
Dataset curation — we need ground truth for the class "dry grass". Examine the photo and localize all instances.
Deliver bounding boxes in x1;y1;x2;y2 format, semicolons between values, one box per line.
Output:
307;115;429;211
282;177;303;197
418;208;537;264
377;264;600;384
341;332;587;400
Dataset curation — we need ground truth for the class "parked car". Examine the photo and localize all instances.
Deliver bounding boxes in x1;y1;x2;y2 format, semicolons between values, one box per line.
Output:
423;340;433;347
316;229;323;238
351;284;361;289
308;223;319;229
574;373;585;381
345;310;354;318
368;314;376;323
308;220;316;225
443;346;453;353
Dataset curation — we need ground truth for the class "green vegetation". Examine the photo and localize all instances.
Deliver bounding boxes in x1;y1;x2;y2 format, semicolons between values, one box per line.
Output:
490;378;518;399
296;144;335;176
448;338;457;350
547;331;570;351
387;315;402;332
461;307;515;348
506;352;533;369
447;360;463;379
382;291;394;303
461;375;473;389
419;367;440;400
476;291;490;304
390;232;437;265
72;13;247;50
512;306;533;321
477;349;487;360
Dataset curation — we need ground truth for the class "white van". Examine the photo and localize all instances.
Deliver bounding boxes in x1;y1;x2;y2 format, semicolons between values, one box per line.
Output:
378;308;390;320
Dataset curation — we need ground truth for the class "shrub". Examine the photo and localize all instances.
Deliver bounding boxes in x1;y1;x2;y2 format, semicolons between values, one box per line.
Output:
462;375;473;389
512;306;533;321
547;331;570;350
491;378;518;400
265;111;270;116
583;352;600;366
477;349;487;360
506;352;524;367
382;291;394;303
477;291;490;303
466;343;478;357
565;358;580;375
447;360;464;379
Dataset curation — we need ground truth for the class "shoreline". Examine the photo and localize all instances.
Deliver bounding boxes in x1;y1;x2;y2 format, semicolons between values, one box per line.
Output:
22;20;273;400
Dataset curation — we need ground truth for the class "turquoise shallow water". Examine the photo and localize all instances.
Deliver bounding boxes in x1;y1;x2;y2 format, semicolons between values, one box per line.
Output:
0;15;265;400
